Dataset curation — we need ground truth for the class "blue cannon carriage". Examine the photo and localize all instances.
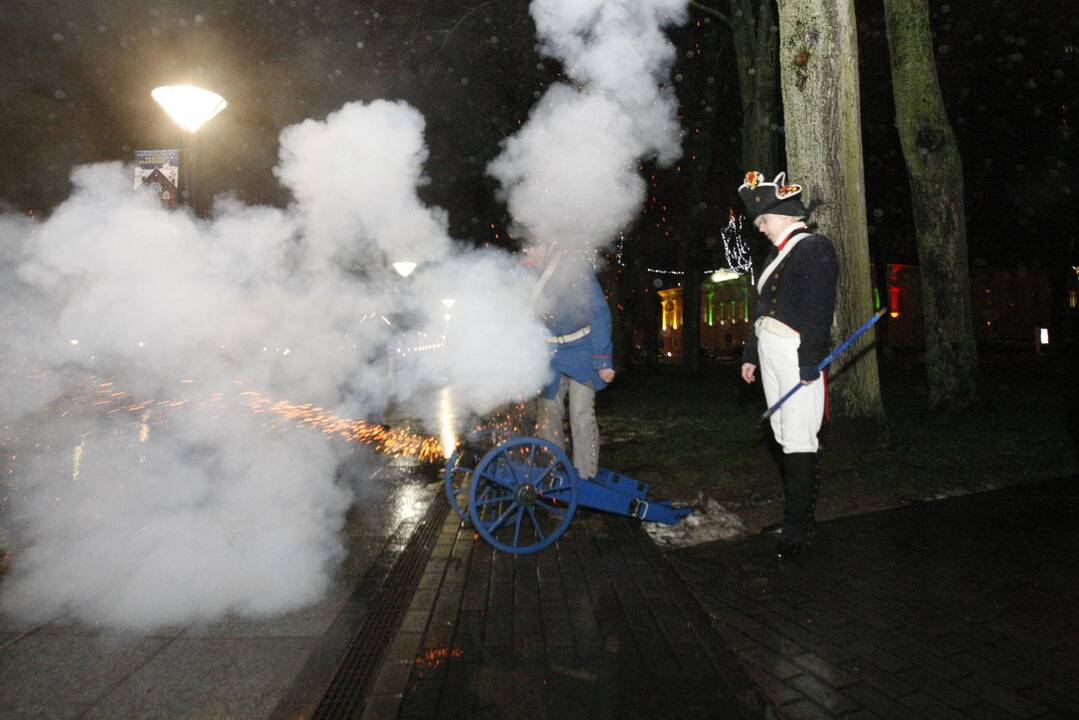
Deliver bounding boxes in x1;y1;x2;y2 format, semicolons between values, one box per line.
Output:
443;430;691;554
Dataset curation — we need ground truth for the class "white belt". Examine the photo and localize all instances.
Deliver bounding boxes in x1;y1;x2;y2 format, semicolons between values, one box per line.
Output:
546;325;591;344
755;316;799;339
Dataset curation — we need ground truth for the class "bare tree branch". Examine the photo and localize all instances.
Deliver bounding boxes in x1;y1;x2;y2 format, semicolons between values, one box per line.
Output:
439;0;506;54
689;1;731;29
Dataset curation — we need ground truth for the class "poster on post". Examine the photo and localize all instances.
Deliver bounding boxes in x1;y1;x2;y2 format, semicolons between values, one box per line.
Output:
133;149;181;207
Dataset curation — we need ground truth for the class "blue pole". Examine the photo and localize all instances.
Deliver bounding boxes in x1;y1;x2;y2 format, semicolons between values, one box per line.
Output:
760;308;887;421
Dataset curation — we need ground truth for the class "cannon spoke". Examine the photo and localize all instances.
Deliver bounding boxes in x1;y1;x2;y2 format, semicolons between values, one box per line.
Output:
534;498;566;517
477;463;516;491
506;453;530;488
531;460;563;487
526;507;546;542
512;505;525;547
495;454;521;487
525;442;538;480
484;501;519;533
538;483;573;497
475;493;514;508
475;485;497;515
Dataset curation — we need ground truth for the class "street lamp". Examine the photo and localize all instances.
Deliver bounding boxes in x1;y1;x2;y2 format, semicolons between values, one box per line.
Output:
385;259;418;397
151;84;228;216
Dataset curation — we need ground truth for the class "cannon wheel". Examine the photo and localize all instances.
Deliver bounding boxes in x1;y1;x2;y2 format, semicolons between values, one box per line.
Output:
443;448;474;520
443;429;513;520
468;437;578;554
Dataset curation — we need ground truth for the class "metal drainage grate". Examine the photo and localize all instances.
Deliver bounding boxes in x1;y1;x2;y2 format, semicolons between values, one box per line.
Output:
311;491;450;720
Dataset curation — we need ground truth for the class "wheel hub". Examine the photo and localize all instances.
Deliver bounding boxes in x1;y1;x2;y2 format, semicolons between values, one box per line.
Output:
515;483;538;508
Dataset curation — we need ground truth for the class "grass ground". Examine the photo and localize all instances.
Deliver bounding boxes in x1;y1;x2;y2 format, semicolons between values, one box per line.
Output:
596;352;1079;529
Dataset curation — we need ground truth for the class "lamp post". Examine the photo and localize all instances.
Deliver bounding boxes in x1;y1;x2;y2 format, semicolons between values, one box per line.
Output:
151;85;227;216
385;260;419;399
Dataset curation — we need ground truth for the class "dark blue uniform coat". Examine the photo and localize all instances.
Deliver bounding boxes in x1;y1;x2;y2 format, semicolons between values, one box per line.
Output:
540;270;613;399
743;233;838;373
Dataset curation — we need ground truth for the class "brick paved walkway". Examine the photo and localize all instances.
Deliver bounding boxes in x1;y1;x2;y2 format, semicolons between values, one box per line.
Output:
360;502;768;719
670;477;1079;719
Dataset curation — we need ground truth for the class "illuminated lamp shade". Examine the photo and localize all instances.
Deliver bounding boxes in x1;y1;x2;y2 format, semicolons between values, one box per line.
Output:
151;85;228;133
392;261;417;278
710;268;740;283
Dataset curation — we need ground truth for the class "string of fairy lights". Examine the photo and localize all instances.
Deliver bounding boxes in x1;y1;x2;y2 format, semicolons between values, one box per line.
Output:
633;212;754;284
720;212;755;284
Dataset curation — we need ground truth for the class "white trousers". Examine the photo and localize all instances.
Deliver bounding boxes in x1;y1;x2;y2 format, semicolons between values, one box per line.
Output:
758;330;825;454
536;375;599;479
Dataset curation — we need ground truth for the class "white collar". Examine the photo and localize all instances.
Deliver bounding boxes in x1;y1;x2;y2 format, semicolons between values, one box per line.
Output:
757;224;811;292
531;251;563;299
772;220;807;247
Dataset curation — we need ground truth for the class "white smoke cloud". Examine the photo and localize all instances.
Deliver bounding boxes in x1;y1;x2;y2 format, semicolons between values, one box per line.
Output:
395;250;555;420
0;99;550;630
275;99;452;270
488;0;688;256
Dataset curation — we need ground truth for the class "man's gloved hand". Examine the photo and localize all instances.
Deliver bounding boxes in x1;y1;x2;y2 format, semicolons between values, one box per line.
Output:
799;364;820;383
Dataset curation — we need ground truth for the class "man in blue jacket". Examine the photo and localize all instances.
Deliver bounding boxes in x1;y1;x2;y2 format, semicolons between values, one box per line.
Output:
738;170;838;560
525;241;615;479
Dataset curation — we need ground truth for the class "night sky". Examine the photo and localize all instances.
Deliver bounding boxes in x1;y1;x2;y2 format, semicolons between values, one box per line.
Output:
1;0;1076;269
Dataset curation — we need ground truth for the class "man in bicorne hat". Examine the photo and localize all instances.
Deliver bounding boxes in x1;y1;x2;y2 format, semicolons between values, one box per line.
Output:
738;171;838;560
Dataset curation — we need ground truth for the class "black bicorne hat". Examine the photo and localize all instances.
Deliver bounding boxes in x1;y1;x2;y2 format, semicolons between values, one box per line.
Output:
738;171;807;219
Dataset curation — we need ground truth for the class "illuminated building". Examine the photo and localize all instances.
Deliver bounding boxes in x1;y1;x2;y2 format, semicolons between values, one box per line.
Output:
652;273;753;361
885;263;1054;349
643;262;1064;361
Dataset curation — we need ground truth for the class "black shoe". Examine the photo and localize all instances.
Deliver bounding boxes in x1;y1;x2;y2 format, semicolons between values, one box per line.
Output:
775;540;804;561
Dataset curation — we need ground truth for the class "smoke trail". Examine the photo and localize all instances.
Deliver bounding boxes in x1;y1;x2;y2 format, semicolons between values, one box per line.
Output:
275;99;452;271
0;100;550;630
488;0;688;257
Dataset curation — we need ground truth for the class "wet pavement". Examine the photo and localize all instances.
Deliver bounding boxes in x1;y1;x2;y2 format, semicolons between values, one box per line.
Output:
671;475;1079;719
3;472;1077;719
357;498;766;720
346;475;1079;720
0;457;437;720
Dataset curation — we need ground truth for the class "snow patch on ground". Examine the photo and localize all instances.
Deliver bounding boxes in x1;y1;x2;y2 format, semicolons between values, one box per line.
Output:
644;494;747;549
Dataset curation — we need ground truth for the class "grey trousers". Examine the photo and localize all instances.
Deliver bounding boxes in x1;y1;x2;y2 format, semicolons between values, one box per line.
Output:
536;375;599;479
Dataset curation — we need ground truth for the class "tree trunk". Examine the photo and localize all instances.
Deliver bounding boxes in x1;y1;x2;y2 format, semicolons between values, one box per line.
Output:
883;0;977;409
679;238;703;374
776;0;885;419
635;258;660;370
730;0;780;172
603;256;629;373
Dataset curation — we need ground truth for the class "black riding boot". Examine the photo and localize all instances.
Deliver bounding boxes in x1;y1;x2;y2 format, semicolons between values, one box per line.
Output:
760;457;792;538
777;452;818;559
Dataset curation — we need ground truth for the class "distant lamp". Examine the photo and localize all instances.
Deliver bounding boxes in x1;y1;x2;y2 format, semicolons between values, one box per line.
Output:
151;85;228;133
392;261;417;278
1040;328;1049;345
441;298;456;308
710;269;740;283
